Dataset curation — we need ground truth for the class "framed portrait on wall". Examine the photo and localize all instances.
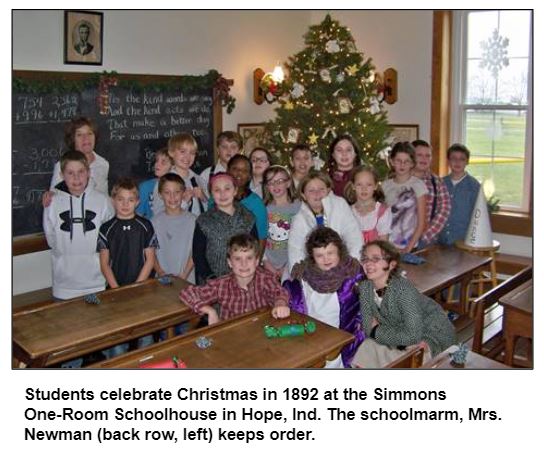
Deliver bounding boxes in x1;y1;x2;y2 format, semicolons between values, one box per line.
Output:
388;124;419;144
238;123;266;155
64;10;103;65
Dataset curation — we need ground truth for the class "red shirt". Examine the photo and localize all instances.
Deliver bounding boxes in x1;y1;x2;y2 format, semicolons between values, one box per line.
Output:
179;267;289;320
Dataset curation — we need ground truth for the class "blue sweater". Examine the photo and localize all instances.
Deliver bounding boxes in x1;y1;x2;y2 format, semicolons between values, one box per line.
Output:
438;173;480;246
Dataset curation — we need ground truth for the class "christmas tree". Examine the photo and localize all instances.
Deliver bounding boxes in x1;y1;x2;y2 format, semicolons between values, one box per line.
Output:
263;14;391;178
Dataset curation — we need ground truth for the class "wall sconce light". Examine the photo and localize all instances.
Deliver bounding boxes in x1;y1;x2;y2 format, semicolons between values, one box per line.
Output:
376;68;398;104
253;64;285;104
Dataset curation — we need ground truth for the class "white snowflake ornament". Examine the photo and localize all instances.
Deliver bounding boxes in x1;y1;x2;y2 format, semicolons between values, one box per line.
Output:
369;96;381;114
320;69;332;83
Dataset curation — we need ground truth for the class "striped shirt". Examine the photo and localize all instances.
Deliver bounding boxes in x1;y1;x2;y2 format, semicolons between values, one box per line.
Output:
179;266;289;320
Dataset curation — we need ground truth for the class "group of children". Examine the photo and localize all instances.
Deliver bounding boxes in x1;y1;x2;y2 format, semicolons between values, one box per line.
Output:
42;116;481;368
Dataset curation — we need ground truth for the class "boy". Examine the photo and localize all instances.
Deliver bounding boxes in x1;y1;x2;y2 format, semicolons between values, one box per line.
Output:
289;144;314;191
412;140;451;247
168;133;206;216
152;173;196;283
43;150;114;300
179;233;290;324
98;177;158;288
438;143;481;246
200;131;243;198
136;147;173;219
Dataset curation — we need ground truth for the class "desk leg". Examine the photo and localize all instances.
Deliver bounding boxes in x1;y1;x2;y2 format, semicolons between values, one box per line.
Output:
459;276;470;315
503;333;516;367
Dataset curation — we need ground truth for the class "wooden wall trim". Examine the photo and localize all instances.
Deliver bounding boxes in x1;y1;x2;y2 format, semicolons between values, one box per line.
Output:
430;10;452;177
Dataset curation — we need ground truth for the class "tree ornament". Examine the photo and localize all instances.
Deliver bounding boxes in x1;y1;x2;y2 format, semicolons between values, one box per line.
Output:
307;132;319;145
287;128;302;144
284;101;294;110
336;72;345;83
325;39;340;53
345;64;359;76
319;68;332;83
338;97;353;114
290;82;305;99
369;96;381;115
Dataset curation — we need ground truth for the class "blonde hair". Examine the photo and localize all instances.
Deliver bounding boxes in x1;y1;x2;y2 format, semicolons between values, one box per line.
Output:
168;133;198;152
297;170;332;198
344;165;385;205
111;177;139;199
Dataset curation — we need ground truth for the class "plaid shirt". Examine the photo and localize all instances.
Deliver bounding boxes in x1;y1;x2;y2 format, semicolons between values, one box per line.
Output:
420;173;451;245
179;267;289;320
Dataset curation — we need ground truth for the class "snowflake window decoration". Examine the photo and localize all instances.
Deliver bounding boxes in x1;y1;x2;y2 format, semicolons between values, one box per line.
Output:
479;28;510;78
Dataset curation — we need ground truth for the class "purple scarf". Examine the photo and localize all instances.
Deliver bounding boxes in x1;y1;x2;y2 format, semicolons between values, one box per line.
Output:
292;256;361;293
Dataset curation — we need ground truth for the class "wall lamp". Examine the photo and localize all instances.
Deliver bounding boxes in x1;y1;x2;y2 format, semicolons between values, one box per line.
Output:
253;65;285;104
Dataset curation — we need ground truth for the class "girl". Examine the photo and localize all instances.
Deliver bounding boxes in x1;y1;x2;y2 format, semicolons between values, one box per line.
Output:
284;227;364;368
352;240;456;368
346;165;392;244
192;172;257;284
227;154;268;244
43;117;109;206
327;134;362;197
288;170;362;271
248;147;273;198
262;165;301;280
289;144;313;191
382;142;427;253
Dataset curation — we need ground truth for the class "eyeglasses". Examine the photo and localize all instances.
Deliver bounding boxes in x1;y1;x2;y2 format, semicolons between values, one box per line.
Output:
266;178;289;186
392;159;413;166
361;256;388;264
251;157;270;163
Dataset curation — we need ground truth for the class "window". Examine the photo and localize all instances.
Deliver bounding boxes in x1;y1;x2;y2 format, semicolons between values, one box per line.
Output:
451;10;532;212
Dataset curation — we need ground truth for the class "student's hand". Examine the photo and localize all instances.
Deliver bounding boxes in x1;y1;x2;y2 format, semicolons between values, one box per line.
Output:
42;191;54;208
193;187;205;201
371;317;380;328
200;305;219;325
417;340;429;351
271;305;290;319
182;189;193;202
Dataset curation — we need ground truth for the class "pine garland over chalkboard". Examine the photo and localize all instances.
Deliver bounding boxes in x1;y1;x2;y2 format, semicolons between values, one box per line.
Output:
13;69;236;113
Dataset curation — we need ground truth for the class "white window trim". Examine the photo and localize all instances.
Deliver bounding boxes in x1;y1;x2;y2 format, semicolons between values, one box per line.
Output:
451;10;533;213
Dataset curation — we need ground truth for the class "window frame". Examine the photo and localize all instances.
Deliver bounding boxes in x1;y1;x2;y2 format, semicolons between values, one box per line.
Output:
451;10;533;213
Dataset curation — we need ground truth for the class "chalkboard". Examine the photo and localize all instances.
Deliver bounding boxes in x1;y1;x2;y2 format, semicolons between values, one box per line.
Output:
13;71;225;247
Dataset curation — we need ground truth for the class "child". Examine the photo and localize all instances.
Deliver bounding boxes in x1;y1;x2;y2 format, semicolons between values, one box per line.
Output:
288;170;362;271
412;140;451;247
168;133;206;217
262;165;301;280
193;172;257;284
382;142;427;252
200;131;243;198
438;143;481;246
152;173;196;283
43;150;114;300
97;177;158;357
97;177;158;288
327;134;362;197
352;240;456;368
289;144;314;191
136;147;173;219
180;233;290;324
249;147;273;198
284;227;364;368
43;117;109;206
227;154;269;244
346;165;392;244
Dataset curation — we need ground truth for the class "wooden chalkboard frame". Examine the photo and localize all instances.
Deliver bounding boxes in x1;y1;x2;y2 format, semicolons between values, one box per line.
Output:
12;70;227;256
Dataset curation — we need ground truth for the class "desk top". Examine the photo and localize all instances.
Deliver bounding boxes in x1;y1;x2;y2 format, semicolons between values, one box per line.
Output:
423;345;510;369
13;278;192;362
403;245;492;295
500;280;533;314
91;309;354;369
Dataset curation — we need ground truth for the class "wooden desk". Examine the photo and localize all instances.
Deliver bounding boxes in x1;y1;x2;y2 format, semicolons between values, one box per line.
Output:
402;245;492;314
423;345;510;369
500;280;533;366
13;278;197;368
90;309;354;369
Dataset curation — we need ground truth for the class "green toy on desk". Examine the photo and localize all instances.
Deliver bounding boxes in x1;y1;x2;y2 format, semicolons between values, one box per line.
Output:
264;321;316;338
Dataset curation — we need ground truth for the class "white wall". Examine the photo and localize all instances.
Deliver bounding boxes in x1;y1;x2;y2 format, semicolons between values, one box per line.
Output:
12;10;531;294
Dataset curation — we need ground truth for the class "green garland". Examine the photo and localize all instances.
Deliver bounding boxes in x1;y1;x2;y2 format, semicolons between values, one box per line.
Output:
13;69;236;113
